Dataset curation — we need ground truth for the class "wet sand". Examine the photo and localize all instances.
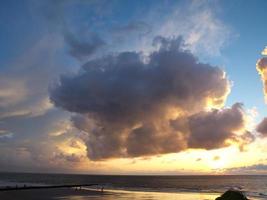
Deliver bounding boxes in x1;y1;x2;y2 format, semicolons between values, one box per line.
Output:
0;188;108;200
0;187;222;200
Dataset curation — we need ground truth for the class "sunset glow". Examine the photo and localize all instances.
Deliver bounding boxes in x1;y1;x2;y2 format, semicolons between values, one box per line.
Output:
1;0;267;176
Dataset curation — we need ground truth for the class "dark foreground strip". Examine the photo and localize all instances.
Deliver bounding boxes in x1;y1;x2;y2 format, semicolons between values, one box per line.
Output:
0;184;99;191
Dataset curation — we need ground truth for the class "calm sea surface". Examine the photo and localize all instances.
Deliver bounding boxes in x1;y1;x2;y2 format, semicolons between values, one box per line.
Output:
0;173;266;199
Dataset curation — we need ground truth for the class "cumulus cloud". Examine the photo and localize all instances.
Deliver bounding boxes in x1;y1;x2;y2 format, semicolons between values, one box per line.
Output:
256;118;267;136
50;37;251;160
51;37;230;114
255;48;267;137
0;0;250;172
186;103;248;149
256;54;267;102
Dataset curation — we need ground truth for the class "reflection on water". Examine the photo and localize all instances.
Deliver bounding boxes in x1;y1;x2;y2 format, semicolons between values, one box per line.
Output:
57;189;219;200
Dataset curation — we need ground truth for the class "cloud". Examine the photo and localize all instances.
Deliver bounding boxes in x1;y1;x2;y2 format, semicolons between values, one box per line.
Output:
39;0;232;58
64;31;106;61
225;164;267;174
0;130;13;140
256;117;267;136
186;103;250;150
255;48;267;136
0;0;246;172
112;21;151;38
51;37;230;114
139;0;233;57
256;55;267;102
0;79;28;108
50;37;251;160
0;109;89;173
53;152;86;163
213;156;220;161
0;33;68;119
262;46;267;56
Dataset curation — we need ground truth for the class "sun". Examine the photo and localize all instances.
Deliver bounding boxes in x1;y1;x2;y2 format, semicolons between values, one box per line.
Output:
210;158;227;170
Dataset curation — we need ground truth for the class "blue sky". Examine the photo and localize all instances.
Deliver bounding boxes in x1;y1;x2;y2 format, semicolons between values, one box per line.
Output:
219;0;267;118
1;0;267;174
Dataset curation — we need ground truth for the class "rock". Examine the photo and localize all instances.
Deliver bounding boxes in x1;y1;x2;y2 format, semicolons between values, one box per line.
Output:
215;190;249;200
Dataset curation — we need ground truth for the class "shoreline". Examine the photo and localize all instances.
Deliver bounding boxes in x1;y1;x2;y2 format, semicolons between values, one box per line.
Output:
0;187;264;200
0;188;109;200
0;184;264;200
0;187;225;200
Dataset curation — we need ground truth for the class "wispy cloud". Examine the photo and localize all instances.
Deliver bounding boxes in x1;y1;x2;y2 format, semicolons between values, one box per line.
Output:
225;164;267;174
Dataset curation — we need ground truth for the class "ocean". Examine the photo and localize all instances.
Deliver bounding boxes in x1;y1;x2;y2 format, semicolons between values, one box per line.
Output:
0;173;266;199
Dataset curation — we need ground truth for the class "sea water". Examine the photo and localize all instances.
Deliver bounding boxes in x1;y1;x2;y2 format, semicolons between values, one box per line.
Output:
0;173;266;199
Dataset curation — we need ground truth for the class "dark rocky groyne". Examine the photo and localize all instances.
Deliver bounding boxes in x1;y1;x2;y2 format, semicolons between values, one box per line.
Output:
216;190;249;200
0;184;99;191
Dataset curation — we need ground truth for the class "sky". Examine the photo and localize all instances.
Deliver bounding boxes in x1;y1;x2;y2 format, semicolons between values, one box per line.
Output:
1;0;267;175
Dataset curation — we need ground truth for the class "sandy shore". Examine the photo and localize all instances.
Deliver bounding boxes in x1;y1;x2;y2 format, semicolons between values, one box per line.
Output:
2;187;261;200
0;188;108;200
0;187;222;200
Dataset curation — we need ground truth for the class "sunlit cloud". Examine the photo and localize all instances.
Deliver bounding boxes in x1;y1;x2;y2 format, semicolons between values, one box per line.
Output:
262;46;267;55
50;37;252;161
256;47;267;102
0;0;262;174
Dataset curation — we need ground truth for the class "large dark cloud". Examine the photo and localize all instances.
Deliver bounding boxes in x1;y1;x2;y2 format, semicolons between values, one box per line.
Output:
51;37;229;115
50;37;251;160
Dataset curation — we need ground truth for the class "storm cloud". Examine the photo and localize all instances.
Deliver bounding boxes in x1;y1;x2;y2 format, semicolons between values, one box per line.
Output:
50;37;250;160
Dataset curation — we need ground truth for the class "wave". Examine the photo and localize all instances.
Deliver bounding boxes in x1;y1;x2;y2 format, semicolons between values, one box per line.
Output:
1;174;267;199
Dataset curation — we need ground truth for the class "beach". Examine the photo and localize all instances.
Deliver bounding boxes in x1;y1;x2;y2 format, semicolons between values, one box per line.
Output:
1;2;267;200
0;173;266;200
0;188;221;200
0;188;104;200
